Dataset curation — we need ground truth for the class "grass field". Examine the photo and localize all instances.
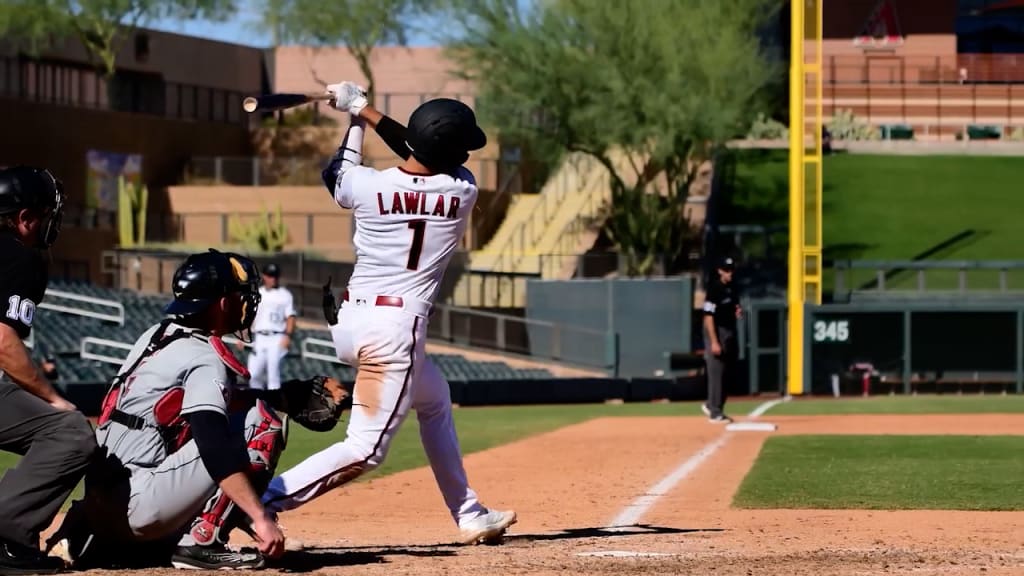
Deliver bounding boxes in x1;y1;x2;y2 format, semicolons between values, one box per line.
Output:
768;395;1024;415
725;151;1024;291
734;435;1024;510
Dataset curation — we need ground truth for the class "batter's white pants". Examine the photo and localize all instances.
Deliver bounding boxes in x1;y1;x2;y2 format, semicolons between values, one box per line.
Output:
247;333;287;390
262;296;487;525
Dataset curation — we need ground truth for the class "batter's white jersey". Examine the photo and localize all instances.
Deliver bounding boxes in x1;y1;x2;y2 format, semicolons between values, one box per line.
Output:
335;165;478;303
251;286;296;334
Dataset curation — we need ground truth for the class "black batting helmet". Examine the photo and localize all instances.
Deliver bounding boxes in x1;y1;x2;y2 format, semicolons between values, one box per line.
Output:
263;263;280;278
0;166;66;248
164;249;262;334
405;98;487;172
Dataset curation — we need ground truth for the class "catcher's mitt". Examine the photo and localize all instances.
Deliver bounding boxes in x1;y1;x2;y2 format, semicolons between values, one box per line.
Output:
280;376;351;432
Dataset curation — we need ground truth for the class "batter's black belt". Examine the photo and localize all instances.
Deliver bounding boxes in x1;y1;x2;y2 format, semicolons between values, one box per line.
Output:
255;330;285;335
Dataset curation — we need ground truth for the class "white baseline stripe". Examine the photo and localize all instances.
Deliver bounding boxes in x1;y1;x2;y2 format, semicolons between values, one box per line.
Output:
747;395;791;419
605;397;783;529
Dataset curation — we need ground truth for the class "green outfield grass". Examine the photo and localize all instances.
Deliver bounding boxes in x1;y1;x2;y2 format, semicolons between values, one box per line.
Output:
764;395;1024;415
734;435;1024;510
726;151;1024;291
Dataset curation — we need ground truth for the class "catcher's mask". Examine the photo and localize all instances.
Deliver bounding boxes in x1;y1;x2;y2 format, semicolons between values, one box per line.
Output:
0;166;66;248
163;249;262;341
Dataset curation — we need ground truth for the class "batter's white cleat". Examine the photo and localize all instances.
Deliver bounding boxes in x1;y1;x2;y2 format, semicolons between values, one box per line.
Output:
458;510;517;545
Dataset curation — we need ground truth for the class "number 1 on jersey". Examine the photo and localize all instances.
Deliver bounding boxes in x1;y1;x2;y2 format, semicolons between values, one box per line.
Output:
407;220;427;270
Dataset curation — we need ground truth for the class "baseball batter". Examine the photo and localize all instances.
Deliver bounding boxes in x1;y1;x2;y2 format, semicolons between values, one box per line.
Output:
262;84;516;544
247;263;296;391
48;251;288;570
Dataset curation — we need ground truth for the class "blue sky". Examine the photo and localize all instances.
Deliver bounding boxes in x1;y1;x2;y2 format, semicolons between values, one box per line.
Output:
147;0;441;48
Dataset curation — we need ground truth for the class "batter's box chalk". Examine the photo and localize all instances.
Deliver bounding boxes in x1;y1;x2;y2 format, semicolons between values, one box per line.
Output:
725;421;778;432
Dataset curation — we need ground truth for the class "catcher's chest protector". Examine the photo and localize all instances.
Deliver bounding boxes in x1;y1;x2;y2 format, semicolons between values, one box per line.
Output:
98;321;249;454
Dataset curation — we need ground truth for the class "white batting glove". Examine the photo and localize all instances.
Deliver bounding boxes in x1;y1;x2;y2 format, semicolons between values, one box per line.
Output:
326;81;368;115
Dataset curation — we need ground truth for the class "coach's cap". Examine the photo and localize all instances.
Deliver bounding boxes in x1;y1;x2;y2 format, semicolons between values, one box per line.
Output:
263;263;280;278
718;257;736;271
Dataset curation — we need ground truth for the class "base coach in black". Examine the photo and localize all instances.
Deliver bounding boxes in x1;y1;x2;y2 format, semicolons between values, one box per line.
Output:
0;166;97;574
701;257;742;424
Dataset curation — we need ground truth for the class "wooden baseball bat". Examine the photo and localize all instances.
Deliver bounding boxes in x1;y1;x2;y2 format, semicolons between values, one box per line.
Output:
242;92;334;113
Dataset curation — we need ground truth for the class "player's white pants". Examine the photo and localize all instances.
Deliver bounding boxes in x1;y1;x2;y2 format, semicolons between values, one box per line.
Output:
262;296;487;525
247;333;287;390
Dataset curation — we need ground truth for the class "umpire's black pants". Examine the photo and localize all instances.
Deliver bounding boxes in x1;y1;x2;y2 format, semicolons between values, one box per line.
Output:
704;326;736;418
0;380;97;549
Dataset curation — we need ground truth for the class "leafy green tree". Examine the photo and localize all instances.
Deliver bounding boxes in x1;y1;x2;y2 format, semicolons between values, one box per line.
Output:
0;0;235;77
261;0;431;105
444;0;780;276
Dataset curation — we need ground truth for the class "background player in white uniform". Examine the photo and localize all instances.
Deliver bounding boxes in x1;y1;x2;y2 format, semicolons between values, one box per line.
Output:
262;84;516;544
247;263;296;391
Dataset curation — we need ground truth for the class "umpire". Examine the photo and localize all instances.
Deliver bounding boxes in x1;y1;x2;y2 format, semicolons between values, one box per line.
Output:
0;166;97;574
702;256;742;423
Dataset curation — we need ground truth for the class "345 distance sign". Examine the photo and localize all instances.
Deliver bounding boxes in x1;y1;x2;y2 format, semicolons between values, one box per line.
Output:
812;319;849;343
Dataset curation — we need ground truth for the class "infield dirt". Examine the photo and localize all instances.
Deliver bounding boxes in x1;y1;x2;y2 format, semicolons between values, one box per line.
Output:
54;413;1024;575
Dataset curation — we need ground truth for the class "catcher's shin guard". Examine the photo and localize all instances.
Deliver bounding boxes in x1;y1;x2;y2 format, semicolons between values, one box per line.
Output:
188;401;287;546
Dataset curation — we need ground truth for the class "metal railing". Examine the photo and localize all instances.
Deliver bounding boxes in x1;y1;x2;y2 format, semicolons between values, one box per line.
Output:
301;337;348;365
80;337;133;365
429;304;618;372
834;260;1024;300
442;269;539;308
41;290;125;326
823;54;1024;85
80;333;251;366
0;56;249;126
489;154;604;274
147;210;355;249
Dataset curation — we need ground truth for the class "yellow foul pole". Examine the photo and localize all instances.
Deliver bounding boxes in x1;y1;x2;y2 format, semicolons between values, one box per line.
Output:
787;0;823;396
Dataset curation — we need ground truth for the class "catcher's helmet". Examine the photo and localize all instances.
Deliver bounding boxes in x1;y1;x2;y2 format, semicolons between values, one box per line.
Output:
0;166;66;248
164;249;262;334
405;98;487;172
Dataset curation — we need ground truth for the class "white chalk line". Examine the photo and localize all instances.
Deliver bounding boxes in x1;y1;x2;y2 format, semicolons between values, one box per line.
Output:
604;396;785;530
747;394;791;419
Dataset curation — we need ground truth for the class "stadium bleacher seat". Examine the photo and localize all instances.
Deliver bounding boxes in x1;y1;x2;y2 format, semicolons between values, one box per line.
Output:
967;125;1001;140
36;281;553;385
880;124;914;140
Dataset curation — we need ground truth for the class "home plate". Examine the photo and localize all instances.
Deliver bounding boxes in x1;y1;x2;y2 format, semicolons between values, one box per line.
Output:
726;421;777;432
577;551;678;558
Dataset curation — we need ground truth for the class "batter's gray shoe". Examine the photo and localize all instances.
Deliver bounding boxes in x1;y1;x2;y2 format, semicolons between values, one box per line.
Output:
458;509;517;545
709;414;733;424
170;544;264;570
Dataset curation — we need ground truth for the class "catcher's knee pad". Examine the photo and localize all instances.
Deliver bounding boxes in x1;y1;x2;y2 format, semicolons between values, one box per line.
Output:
245;400;287;489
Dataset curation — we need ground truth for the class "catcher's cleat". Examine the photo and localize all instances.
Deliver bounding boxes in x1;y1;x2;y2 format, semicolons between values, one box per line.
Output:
458;509;517;545
170;544;264;570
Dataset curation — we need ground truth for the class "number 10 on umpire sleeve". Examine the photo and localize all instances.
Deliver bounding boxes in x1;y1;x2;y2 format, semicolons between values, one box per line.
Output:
407;220;427;271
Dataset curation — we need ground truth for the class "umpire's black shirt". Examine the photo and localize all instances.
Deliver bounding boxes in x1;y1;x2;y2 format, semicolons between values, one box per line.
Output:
0;231;48;339
703;278;738;332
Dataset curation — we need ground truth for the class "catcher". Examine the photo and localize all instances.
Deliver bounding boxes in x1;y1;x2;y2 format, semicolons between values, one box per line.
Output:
46;250;349;570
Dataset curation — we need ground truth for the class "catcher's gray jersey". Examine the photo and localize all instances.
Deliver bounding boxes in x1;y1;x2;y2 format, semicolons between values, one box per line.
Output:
97;322;236;471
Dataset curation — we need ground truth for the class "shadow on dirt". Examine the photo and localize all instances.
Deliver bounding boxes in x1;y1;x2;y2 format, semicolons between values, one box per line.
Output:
272;547;457;572
503;524;724;544
272;525;719;570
